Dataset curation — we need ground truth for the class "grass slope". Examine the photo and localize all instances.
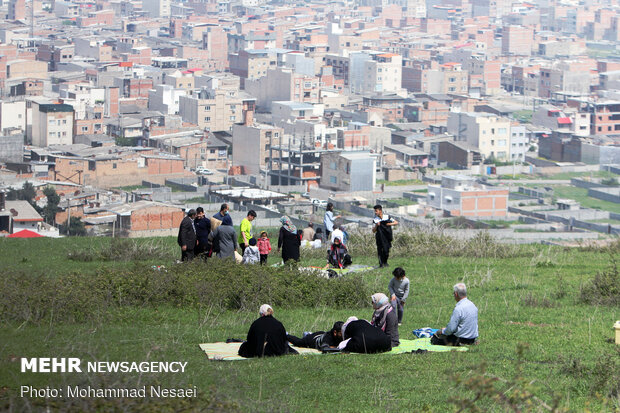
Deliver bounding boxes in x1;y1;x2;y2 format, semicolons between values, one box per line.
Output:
0;237;618;412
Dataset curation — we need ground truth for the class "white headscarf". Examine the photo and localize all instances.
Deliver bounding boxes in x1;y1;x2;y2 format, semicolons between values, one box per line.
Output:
341;316;358;339
259;304;273;316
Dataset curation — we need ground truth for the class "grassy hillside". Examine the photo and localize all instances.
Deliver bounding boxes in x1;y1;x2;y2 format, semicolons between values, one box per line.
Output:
0;234;618;412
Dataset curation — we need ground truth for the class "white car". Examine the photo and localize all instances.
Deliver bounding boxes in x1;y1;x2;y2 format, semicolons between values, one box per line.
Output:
312;199;327;207
196;168;214;175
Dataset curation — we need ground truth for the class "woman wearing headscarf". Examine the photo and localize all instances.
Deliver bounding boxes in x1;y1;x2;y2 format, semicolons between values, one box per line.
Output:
211;214;237;259
238;304;297;358
336;316;391;354
371;293;400;348
277;216;301;263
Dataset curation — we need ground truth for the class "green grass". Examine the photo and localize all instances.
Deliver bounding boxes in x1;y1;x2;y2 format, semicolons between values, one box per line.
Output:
115;185;150;192
377;179;424;186
552;185;620;214
540;171;618;181
0;237;619;411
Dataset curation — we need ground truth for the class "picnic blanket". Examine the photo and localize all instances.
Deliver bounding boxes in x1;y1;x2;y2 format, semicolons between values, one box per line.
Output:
301;264;375;278
200;337;466;360
199;342;322;361
388;338;468;354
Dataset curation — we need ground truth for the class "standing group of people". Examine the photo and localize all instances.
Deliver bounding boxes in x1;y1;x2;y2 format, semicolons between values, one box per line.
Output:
177;204;261;263
177;204;317;265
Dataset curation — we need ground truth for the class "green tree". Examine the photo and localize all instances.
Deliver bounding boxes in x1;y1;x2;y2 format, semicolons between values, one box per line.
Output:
6;181;37;207
41;186;60;224
60;217;87;236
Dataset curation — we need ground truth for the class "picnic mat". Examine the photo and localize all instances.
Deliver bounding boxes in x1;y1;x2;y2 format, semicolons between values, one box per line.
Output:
303;264;375;277
388;338;468;354
199;342;322;361
200;338;465;360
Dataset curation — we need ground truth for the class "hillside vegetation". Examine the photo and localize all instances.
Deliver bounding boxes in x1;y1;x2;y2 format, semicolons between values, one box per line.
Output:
0;233;618;412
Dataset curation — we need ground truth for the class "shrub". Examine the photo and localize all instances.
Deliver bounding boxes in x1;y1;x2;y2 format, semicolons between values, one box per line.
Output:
303;228;524;260
67;238;175;262
579;256;620;306
0;260;372;324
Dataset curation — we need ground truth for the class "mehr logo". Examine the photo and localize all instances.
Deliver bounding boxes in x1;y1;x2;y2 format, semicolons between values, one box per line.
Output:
21;358;82;373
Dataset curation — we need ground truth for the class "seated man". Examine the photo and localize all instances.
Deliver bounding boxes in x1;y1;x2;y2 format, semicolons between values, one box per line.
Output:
286;321;344;351
337;317;391;354
432;283;478;346
238;304;298;358
327;237;352;269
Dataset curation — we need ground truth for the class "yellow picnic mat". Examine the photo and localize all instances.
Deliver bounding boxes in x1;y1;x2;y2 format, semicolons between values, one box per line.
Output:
199;342;321;361
388;338;469;353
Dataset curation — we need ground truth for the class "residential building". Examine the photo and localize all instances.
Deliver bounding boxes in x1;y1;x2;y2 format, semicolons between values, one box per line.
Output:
320;151;376;192
231;123;282;175
501;25;533;56
148;84;187;115
4;200;44;233
427;175;508;217
447;112;512;161
7;0;25;20
436;141;483;169
384;144;429;168
178;88;255;132
142;0;170;17
109;201;184;238
0;100;26;132
245;67;321;110
31;102;74;147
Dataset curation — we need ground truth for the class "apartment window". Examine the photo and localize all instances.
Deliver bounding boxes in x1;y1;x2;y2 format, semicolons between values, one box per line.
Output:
49;132;56;137
330;161;337;170
205;117;211;121
491;140;495;145
205;106;211;111
62;132;67;137
113;163;117;169
449;77;456;83
497;151;506;158
498;128;506;134
210;149;216;154
498;139;506;146
230;116;236;121
330;175;337;184
49;119;55;125
274;132;279;138
448;87;455;92
491;128;495;134
63;119;67;125
81;126;88;132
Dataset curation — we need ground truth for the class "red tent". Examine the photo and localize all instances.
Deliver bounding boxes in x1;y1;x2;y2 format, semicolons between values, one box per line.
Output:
7;229;44;238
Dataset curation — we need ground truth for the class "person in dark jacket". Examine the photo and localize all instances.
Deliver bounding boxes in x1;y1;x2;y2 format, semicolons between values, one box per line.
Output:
177;209;197;261
287;321;343;351
238;304;297;358
370;293;400;348
338;317;391;354
211;214;237;259
277;216;301;263
213;203;231;223
372;204;398;268
194;207;211;259
328;237;352;269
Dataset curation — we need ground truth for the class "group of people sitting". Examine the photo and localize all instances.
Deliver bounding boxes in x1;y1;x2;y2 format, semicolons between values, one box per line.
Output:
237;281;478;357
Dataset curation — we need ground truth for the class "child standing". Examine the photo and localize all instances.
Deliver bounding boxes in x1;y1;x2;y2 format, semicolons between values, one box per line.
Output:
388;267;410;326
242;237;260;264
257;231;272;265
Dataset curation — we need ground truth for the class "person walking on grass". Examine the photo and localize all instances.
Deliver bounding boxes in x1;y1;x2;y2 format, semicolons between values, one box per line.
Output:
372;204;398;268
432;283;478;346
238;210;256;255
389;267;409;326
277;216;301;263
177;209;197;262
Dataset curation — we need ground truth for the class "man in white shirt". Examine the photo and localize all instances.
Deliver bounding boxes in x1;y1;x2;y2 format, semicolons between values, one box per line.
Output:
432;283;478;346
